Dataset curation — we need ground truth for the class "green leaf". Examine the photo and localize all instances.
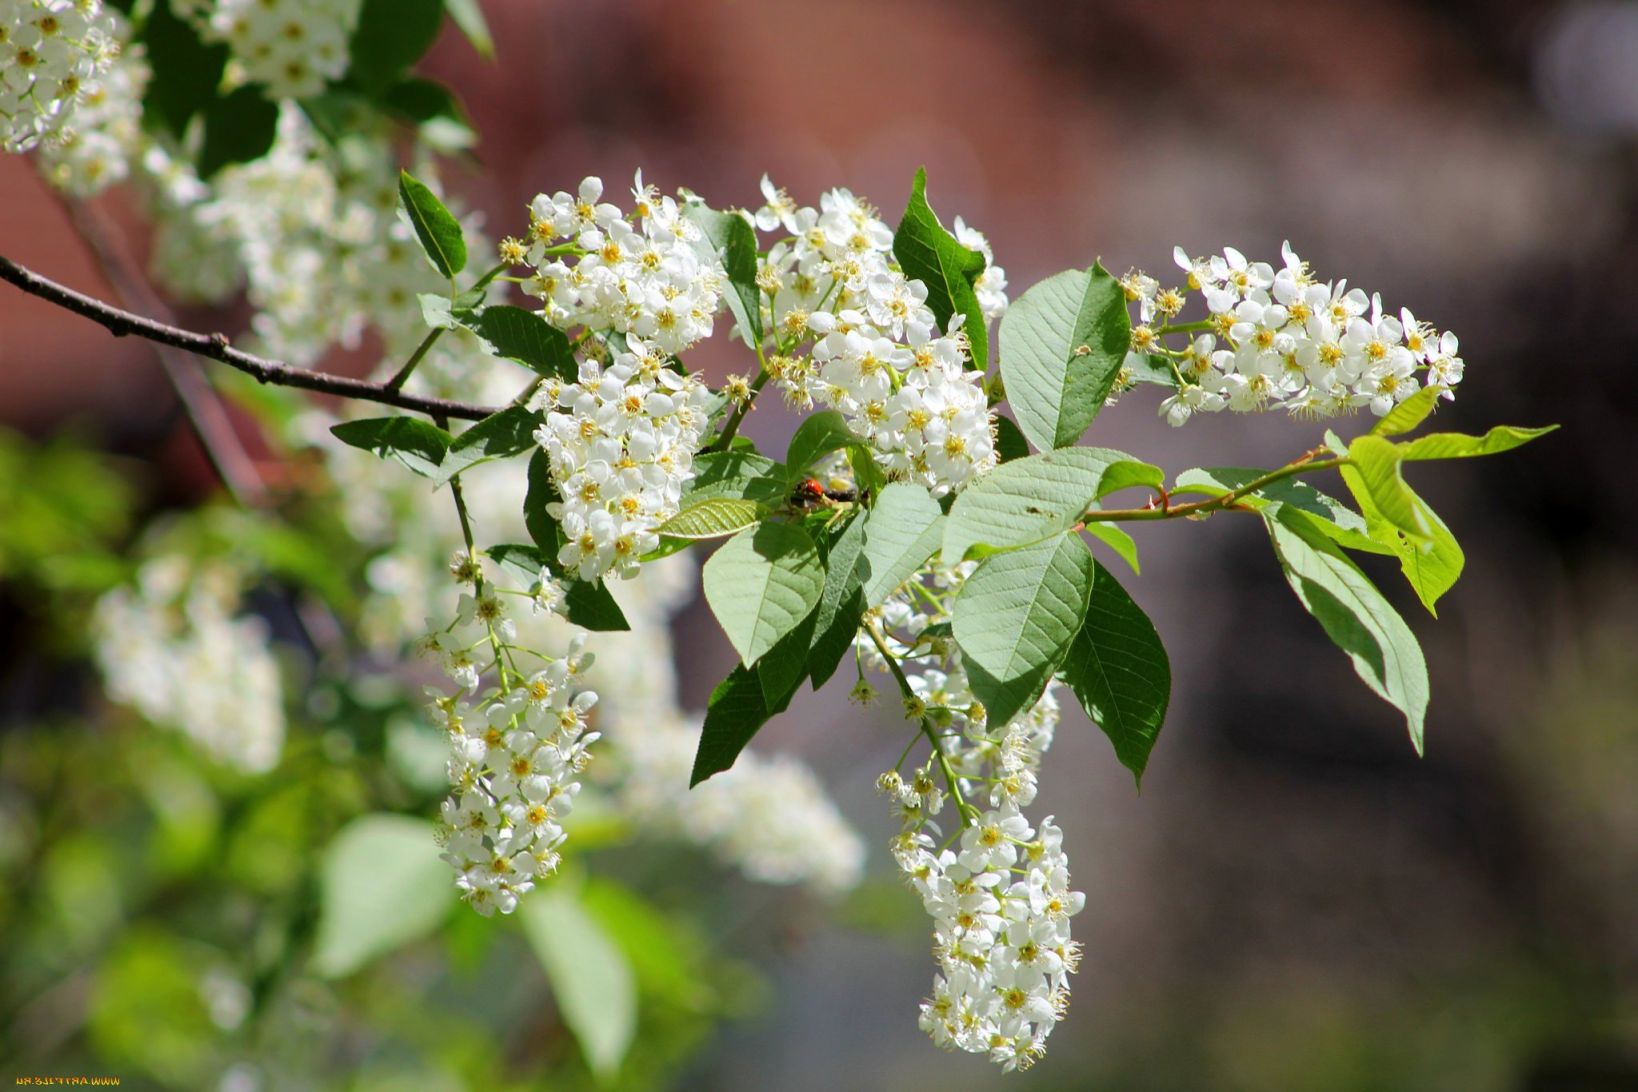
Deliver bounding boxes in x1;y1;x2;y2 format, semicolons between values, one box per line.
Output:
561;578;630;632
689;661;797;785
330;416;451;478
1266;506;1430;753
1346;435;1430;542
785;410;859;476
435;405;540;483
1000;264;1130;451
1338;464;1465;616
441;0;494;58
485;542;551;586
524;449;561;552
658;497;768;539
419;292;460;330
847;442;889;496
311;815;450;977
952;531;1095;728
197;85;278;178
139;1;227;139
382;76;467;125
1369;385;1443;437
756;603;818;707
1084;523;1140;574
398;169;467;279
683;204;762;349
684;451;789;505
942;447;1160;565
458;305;576;380
520;886;637;1081
893;167;988;369
807;511;868;689
702;522;825;667
1399;424;1558;462
579;878;711;1009
1061;561;1170;785
860;482;944;607
994;414;1029;463
1172;466;1390;556
349;0;445;93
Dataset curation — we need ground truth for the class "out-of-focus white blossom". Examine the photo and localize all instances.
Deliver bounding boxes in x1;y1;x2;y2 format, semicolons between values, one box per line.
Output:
173;0;361;100
1;0;120;153
33;20;142;195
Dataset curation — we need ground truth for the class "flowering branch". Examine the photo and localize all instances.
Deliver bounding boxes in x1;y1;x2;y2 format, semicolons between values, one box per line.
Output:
1081;455;1350;523
0;255;501;422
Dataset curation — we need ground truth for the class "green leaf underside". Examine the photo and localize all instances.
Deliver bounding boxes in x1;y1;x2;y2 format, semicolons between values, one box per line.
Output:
702;522;825;667
520;888;637;1080
785;410;861;477
953;532;1094;729
1399;424;1558;461
942;447;1161;566
311;815;449;977
349;0;445;93
1339;464;1465;616
1347;434;1430;542
435;405;539;483
658;497;767;539
198;85;278;178
690;661;799;786
807;511;869;690
1370;385;1443;437
1083;522;1140;574
1172;466;1391;556
398;170;467;278
684;452;789;506
893;168;988;370
330;416;452;478
1265;507;1429;753
459;305;575;380
860;482;945;607
1001;264;1130;452
1062;561;1170;784
683;204;762;349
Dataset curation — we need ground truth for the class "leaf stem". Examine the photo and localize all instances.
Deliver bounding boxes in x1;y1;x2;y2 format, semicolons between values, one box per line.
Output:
1080;455;1350;524
709;351;771;452
865;620;976;825
385;328;444;392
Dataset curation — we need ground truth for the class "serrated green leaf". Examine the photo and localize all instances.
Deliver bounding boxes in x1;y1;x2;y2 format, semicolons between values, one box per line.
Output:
808;511;868;690
311;815;450;977
442;0;494;58
684;451;789;505
785;410;859;476
942;447;1160;565
1172;466;1391;556
953;531;1094;728
860;482;944;606
1084;523;1140;574
689;661;797;785
1001;264;1130;451
520;887;636;1080
1062;561;1170;784
1347;435;1430;542
1266;506;1429;753
1370;385;1443;436
198;85;278;178
893;168;988;369
683;204;762;349
658;497;767;539
456;304;577;380
435;405;540;483
398;169;467;278
330;416;451;478
524;449;561;552
1399;424;1558;462
702;522;824;667
349;0;444;92
139;1;227;139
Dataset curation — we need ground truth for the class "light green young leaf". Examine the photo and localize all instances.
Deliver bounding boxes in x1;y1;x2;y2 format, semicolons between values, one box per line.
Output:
1338;464;1465;616
1000;264;1130;452
785;410;859;476
1266;506;1430;753
953;531;1094;728
702;522;825;667
1369;385;1443;437
330;416;452;478
1172;466;1391;556
860;482;944;606
1061;560;1170;784
893;168;988;369
658;497;768;539
1346;435;1430;542
1084;523;1140;574
520;886;637;1081
683;204;762;349
1399;424;1558;461
942;447;1160;565
398;169;467;278
311;815;450;977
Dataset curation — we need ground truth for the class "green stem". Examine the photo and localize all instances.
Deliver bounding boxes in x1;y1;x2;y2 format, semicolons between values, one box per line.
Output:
709;362;771;452
385;328;443;392
450;475;512;690
865;620;976;825
1081;456;1350;524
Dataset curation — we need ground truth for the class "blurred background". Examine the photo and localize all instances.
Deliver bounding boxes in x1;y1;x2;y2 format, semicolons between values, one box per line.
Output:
2;0;1636;1088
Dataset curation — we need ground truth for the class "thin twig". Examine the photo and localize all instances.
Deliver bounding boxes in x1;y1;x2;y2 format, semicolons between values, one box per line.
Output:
0;254;500;421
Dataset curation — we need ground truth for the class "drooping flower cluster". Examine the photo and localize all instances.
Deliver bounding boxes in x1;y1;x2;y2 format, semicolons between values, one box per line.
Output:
1142;243;1466;425
864;566;1083;1070
172;0;362;100
521;174;725;355
533;337;716;582
0;0;119;153
92;555;286;774
754;178;1002;496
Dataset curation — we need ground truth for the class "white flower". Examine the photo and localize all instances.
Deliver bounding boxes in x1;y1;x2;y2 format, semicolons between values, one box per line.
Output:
0;0;120;153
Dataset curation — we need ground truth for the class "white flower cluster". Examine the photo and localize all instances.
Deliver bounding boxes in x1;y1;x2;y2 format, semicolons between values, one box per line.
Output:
425;569;601;917
1149;243;1466;425
92;555;286;774
756;178;1002;496
533;337;715;583
866;568;1083;1070
0;0;119;153
521;174;725;356
32;11;140;195
175;0;362;100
